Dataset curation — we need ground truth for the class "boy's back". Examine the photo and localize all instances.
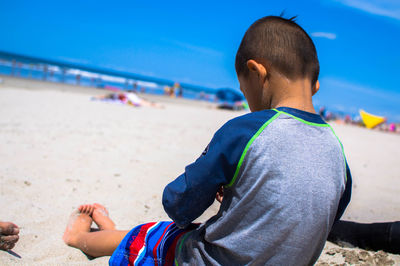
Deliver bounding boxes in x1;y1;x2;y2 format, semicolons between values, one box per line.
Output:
167;107;349;265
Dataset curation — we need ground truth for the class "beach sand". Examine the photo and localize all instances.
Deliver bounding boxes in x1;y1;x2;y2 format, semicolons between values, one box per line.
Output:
1;76;399;265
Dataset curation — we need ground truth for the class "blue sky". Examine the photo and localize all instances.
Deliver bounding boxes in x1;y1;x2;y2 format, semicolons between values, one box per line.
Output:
1;0;400;121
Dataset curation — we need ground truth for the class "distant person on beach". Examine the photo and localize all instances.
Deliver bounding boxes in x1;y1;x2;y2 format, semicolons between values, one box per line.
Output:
177;86;183;97
319;106;326;119
92;91;162;108
0;221;19;251
63;16;352;265
75;74;81;85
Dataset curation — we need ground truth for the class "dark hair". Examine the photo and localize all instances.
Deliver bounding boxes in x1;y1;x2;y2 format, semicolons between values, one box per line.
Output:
235;16;319;85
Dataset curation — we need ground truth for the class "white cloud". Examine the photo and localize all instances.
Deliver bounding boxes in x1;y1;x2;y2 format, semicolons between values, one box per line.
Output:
311;32;337;40
334;0;400;20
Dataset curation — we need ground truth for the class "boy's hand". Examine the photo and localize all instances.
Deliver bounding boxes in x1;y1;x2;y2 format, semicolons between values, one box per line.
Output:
0;221;19;250
216;187;224;203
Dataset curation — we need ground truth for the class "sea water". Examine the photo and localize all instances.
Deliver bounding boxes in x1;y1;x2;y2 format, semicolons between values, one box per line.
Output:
0;62;214;101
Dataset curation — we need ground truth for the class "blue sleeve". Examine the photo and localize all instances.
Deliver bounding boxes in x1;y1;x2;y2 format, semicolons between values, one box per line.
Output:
162;111;275;228
334;161;352;222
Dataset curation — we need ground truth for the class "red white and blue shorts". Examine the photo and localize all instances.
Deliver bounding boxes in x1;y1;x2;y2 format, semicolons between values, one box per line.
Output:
109;221;195;266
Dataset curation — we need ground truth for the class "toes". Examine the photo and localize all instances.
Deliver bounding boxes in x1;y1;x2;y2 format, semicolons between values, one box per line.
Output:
87;205;94;216
78;204;90;214
77;203;106;216
93;203;105;210
93;203;109;216
78;204;95;216
78;205;87;213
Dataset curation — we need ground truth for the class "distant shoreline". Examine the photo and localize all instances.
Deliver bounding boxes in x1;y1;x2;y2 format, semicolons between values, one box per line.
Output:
0;75;220;109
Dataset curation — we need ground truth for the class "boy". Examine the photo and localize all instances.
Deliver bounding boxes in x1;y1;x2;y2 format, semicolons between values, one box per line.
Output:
63;16;352;265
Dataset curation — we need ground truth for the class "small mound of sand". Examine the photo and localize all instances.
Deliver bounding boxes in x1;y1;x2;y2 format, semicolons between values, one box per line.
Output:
317;241;398;265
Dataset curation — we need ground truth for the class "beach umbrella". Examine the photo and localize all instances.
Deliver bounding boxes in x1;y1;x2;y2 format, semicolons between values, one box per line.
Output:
359;109;386;129
216;88;244;102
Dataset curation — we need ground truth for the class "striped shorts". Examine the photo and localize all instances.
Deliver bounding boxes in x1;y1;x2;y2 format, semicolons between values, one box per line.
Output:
109;221;196;266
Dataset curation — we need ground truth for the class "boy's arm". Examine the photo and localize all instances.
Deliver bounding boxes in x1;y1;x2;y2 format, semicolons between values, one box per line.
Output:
334;161;352;222
162;113;270;229
162;131;237;228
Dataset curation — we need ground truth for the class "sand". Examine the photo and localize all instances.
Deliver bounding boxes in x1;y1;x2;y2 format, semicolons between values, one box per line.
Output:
0;76;399;265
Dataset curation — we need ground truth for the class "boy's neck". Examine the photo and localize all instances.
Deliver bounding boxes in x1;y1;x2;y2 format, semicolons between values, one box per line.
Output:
268;79;316;114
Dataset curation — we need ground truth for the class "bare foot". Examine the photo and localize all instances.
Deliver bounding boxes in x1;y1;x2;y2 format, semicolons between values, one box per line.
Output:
63;210;92;248
92;203;116;230
0;222;19;250
78;204;95;216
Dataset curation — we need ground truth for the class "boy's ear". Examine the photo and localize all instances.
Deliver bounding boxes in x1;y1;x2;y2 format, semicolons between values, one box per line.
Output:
312;80;320;96
246;60;267;82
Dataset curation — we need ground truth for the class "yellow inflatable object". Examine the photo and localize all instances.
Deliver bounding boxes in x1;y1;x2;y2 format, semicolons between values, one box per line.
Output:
359;109;386;129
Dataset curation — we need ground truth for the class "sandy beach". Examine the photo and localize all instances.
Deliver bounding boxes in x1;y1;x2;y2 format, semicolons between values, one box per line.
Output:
1;76;400;265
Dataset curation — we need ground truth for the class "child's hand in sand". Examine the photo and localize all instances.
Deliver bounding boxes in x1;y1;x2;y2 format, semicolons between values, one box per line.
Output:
0;221;19;250
216;187;224;203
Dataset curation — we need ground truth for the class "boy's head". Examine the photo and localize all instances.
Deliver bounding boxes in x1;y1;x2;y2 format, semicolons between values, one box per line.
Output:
235;16;320;111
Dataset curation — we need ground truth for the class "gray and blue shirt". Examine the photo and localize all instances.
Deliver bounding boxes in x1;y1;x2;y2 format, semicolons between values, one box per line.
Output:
163;107;352;265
